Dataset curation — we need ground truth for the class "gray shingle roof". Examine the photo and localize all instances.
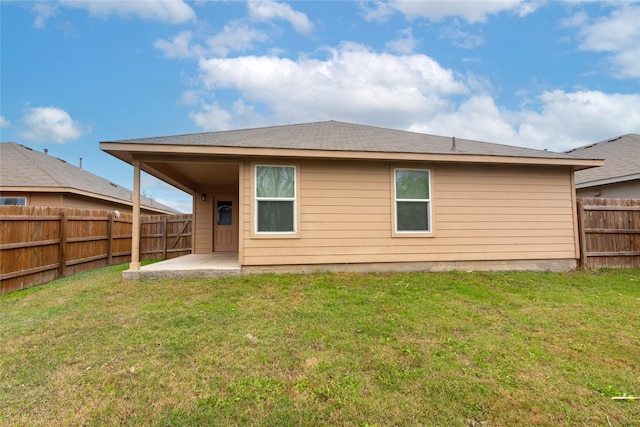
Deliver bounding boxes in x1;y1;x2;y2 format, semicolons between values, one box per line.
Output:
109;120;593;162
566;134;640;186
0;142;179;213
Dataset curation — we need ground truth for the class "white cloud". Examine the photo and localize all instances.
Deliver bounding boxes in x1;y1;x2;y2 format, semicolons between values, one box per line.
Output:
35;0;196;26
576;6;639;51
19;106;88;144
155;1;311;61
360;1;396;23
408;90;640;152
439;22;485;49
155;23;269;60
180;40;637;153
516;90;640;151
517;1;544;18
207;21;269;57
180;90;202;106
389;0;528;23
248;0;313;34
573;5;640;78
413;88;640;151
189;102;234;131
31;2;58;28
188;64;640;152
155;197;193;214
386;28;419;54
193;42;468;129
189;100;267;131
411;95;518;144
0;115;10;128
362;1;531;48
193;51;639;150
141;174;193;213
154;31;201;59
560;10;588;28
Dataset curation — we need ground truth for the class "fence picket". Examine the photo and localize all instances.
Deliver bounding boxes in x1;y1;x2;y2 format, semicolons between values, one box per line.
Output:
60;210;67;277
577;198;640;269
107;213;114;265
1;206;192;295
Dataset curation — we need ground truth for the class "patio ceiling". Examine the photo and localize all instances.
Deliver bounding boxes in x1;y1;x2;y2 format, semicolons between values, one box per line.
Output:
143;160;239;194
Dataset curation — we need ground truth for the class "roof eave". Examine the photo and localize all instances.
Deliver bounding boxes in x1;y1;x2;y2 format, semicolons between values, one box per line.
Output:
100;142;604;169
0;186;177;214
575;173;640;189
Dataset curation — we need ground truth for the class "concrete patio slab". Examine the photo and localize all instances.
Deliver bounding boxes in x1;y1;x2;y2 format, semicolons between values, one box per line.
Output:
122;253;241;280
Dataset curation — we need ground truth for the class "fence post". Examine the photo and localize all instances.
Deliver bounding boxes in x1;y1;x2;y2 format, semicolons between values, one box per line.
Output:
59;210;67;277
107;212;114;265
577;199;587;269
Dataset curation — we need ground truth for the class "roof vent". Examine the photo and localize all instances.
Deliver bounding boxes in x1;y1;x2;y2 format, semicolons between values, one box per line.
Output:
44;148;48;155
451;136;456;151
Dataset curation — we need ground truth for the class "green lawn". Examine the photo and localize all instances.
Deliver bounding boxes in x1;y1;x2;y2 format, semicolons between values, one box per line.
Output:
1;265;638;426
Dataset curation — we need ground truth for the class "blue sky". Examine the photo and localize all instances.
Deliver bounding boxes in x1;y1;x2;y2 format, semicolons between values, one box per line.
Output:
1;0;639;213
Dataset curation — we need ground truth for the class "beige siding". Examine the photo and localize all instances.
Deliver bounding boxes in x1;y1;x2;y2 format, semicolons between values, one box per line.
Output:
241;159;578;266
241;163;252;247
29;192;64;207
62;194;139;213
430;164;576;261
577;180;640;199
193;188;213;254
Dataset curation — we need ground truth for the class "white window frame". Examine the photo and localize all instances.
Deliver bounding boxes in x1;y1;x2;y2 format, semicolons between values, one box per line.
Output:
254;164;297;235
394;168;432;234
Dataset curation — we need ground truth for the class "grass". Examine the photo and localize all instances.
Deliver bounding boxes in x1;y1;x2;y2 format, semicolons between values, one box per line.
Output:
1;265;638;426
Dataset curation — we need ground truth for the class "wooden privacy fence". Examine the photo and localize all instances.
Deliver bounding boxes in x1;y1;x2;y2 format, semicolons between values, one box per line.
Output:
577;198;640;269
0;206;192;295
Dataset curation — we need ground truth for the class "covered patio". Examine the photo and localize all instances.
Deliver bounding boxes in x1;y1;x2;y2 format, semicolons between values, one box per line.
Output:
122;253;241;280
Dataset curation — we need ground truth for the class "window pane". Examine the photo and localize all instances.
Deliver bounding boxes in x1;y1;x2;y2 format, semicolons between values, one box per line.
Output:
257;201;294;232
0;197;26;206
397;201;429;231
396;170;429;199
217;201;232;225
257;166;295;198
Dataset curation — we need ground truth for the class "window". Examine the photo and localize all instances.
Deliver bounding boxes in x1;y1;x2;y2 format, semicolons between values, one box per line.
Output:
255;165;296;233
395;169;431;233
217;201;233;225
0;197;26;206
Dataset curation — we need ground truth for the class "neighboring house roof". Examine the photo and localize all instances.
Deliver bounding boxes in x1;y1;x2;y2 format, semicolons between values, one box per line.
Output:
105;120;599;165
0;142;180;214
566;134;640;188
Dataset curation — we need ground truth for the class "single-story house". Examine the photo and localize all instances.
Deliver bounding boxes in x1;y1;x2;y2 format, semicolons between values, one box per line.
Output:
100;121;602;274
0;142;179;214
565;134;640;198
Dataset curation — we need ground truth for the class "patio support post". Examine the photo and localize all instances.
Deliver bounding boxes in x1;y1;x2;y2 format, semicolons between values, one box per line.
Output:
131;160;141;271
